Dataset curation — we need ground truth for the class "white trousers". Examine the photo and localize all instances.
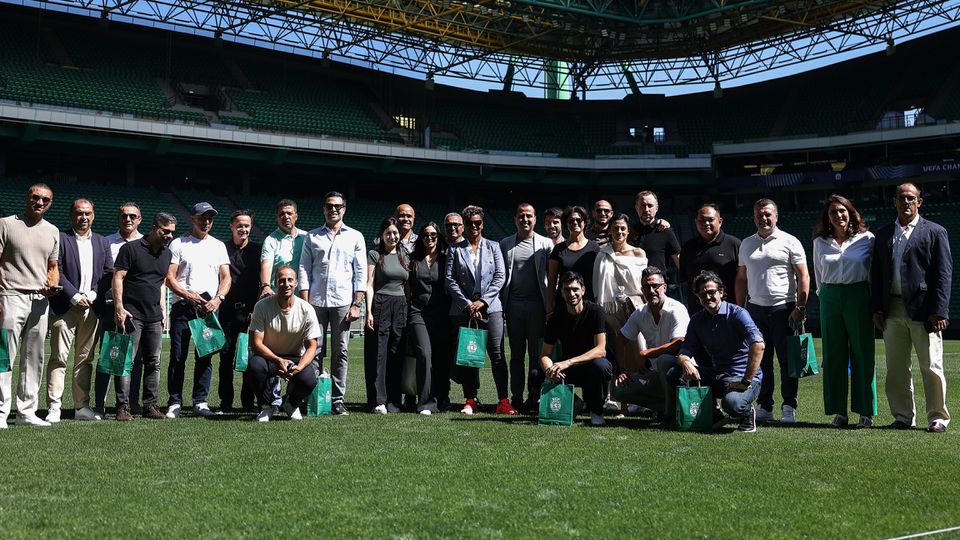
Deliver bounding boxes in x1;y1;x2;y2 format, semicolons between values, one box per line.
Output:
0;294;50;421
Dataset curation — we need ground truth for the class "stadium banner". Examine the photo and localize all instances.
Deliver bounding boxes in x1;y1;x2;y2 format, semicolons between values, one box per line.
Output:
720;160;960;189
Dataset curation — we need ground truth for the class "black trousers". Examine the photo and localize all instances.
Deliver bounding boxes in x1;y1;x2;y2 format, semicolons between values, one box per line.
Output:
219;310;256;410
363;294;407;407
530;358;613;415
248;354;318;409
453;312;508;400
408;308;451;413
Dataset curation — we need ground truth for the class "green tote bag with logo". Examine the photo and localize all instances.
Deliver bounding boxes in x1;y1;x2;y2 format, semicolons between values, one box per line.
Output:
676;382;713;432
787;325;819;378
456;319;487;368
189;313;227;358
538;382;575;426
97;329;134;377
234;332;250;372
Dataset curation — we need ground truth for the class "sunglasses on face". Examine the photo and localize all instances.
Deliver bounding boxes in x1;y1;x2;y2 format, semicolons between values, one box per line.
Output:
121;213;141;220
325;203;345;211
422;233;439;239
30;194;52;204
567;218;584;225
445;223;462;229
467;221;483;228
159;228;175;236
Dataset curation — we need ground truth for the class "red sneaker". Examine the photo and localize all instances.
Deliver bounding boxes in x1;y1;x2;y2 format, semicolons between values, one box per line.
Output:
460;399;478;416
495;398;518;415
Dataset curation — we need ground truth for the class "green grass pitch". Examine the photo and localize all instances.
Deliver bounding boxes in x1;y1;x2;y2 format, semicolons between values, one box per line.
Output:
0;338;958;539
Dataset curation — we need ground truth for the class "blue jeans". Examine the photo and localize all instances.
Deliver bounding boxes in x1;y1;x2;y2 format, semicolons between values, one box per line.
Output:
667;365;761;418
167;301;216;407
747;302;797;412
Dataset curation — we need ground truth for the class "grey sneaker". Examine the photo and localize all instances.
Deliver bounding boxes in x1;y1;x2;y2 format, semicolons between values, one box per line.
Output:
756;407;775;424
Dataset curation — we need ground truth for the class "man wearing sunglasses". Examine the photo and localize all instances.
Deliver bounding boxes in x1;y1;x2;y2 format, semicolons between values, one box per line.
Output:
299;191;366;416
111;213;178;421
585;200;614;248
0;184;61;428
443;213;464;245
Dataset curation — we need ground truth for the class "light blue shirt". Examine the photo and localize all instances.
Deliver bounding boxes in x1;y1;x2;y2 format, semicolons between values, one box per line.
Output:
298;223;367;308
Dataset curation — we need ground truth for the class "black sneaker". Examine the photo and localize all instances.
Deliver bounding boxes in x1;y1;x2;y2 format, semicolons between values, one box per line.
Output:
332;402;350;416
738;407;757;433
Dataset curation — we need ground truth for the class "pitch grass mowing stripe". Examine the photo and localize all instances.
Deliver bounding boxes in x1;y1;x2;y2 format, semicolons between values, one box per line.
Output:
0;337;957;538
886;526;960;540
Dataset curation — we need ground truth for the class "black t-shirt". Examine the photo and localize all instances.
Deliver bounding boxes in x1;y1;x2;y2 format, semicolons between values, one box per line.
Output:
224;240;262;312
679;231;741;312
549;240;600;301
629;221;680;273
114;238;172;322
543;300;606;359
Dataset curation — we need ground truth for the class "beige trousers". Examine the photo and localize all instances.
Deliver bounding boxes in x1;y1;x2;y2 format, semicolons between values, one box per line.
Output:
47;305;101;410
0;293;50;421
883;298;950;426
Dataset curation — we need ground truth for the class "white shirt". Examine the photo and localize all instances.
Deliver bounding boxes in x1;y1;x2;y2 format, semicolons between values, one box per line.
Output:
169;234;230;299
813;232;874;293
298;223;367;308
739;228;807;307
891;214;919;296
619;296;689;367
106;231;143;262
73;231;96;304
249;295;322;357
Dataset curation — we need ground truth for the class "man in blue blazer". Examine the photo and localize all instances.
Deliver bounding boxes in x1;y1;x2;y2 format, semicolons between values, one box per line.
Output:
46;199;113;423
445;205;514;416
871;183;952;433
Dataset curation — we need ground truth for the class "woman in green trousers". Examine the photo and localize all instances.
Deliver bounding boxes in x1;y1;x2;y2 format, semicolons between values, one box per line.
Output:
813;194;877;428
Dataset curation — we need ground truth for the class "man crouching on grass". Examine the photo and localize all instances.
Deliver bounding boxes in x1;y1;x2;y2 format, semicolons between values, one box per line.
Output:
534;271;613;426
670;271;764;433
248;265;322;422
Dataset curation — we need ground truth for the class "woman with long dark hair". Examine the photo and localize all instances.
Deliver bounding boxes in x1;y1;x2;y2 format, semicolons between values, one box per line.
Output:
546;205;600;315
407;222;451;414
364;217;409;414
813;194;876;428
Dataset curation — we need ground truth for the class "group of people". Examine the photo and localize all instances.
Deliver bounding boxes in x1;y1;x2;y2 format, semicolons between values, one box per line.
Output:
0;182;951;433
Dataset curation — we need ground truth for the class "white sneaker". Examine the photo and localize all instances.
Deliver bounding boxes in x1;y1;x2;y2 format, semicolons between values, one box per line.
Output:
781;405;797;424
193;403;215;418
256;406;276;422
282;402;303;420
419;409;432;416
165;404;181;419
75;407;102;421
604;400;620;413
0;419;7;429
373;404;388;414
756;407;775;424
589;413;606;426
386;403;402;413
16;413;51;427
45;408;61;424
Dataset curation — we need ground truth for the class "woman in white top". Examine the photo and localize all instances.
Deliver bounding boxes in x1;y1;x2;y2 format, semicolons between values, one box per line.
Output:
813;194;876;429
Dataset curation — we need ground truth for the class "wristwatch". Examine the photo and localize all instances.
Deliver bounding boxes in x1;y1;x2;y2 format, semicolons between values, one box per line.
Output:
259;283;270;290
351;301;362;308
796;305;806;314
216;294;226;301
739;377;752;388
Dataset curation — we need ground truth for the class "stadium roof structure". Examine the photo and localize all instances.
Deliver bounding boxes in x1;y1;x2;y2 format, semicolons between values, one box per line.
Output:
16;0;960;92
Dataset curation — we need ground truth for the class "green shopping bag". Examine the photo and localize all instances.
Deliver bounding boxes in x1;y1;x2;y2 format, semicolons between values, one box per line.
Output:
234;332;250;372
308;372;332;416
0;328;11;373
538;382;575;426
188;312;227;358
97;329;134;377
456;319;487;368
676;382;713;432
787;325;819;378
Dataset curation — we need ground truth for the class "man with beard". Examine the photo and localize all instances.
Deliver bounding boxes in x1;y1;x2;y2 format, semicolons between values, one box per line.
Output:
260;199;307;298
585;200;614;247
543;207;565;246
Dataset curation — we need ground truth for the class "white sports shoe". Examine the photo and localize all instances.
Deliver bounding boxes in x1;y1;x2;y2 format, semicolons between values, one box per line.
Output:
194;403;215;418
604;400;620;413
165;404;181;419
419;409;432;416
282;402;303;420
45;408;61;424
373;404;388;414
256;406;276;422
16;413;51;427
75;407;102;421
756;407;775;424
781;405;797;424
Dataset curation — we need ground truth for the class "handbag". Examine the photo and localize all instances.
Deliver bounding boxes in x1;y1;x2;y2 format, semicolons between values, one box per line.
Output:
307;370;333;416
538;382;575;426
787;324;819;378
676;381;713;432
234;332;250;372
97;326;134;377
0;328;12;373
455;319;487;368
188;312;227;358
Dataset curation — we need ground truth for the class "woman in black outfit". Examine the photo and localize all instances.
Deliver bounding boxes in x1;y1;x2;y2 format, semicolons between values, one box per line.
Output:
546;205;601;315
407;222;451;414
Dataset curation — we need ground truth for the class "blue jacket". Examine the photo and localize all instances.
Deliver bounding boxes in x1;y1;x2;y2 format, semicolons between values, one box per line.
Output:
50;229;113;317
444;238;505;315
871;216;952;321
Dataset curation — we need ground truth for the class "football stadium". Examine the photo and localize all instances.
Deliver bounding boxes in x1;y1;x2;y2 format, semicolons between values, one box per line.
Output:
1;0;959;537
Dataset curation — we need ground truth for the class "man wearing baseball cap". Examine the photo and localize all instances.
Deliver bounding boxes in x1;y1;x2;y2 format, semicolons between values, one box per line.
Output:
164;202;231;418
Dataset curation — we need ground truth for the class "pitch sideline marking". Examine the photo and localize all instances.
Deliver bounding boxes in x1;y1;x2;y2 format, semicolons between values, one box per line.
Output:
885;525;960;540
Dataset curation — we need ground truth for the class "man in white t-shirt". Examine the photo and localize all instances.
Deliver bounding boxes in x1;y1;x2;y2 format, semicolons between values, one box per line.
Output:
735;198;809;425
612;267;689;422
164;202;231;419
249;265;321;422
